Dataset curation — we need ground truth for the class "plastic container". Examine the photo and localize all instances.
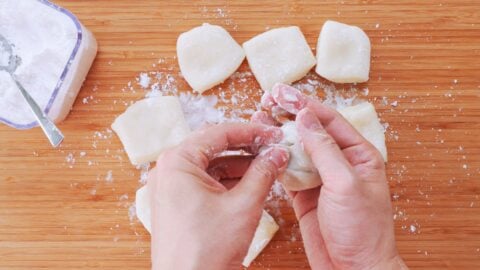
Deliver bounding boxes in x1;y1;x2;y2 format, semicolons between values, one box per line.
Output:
0;0;97;129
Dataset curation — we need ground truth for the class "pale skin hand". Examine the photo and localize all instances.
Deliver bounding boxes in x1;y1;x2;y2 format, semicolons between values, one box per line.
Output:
253;83;409;270
147;84;407;269
147;123;289;270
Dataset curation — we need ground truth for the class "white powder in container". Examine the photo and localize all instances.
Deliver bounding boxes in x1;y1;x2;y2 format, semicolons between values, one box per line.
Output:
0;0;97;129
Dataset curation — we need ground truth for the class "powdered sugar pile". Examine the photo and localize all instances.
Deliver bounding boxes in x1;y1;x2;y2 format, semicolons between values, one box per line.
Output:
130;67;374;133
178;93;225;130
0;0;78;126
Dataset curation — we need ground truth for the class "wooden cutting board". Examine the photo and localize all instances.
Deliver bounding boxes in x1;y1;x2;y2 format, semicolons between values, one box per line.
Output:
1;0;479;269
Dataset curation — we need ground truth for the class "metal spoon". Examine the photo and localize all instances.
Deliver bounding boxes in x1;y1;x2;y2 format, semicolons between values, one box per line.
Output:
0;34;64;147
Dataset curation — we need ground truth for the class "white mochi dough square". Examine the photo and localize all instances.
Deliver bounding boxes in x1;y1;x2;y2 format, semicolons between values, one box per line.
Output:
315;20;371;83
243;26;316;91
339;102;387;161
135;185;152;232
278;102;387;191
111;96;190;165
135;185;279;267
177;23;245;94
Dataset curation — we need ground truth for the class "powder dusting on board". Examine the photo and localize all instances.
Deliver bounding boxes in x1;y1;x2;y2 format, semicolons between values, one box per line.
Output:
78;56;405;250
31;3;479;265
73;8;480;260
69;55;443;259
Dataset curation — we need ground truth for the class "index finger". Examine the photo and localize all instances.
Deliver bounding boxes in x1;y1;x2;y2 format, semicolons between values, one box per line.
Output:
271;83;366;150
272;83;385;167
176;123;283;170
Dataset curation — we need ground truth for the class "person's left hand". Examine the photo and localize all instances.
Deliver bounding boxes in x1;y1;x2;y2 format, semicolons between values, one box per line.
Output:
147;123;290;270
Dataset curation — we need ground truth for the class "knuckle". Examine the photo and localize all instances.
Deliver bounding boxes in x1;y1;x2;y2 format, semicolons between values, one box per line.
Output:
360;144;385;169
308;133;337;154
369;150;385;169
319;132;336;145
155;148;176;167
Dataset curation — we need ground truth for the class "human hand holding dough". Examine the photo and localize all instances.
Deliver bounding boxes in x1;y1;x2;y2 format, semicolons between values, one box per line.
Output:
113;96;284;267
253;83;387;191
254;85;407;269
147;123;289;270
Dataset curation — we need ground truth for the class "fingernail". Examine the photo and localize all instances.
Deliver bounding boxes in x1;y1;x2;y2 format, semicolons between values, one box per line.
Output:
262;146;290;170
271;83;282;100
298;108;322;131
272;83;307;114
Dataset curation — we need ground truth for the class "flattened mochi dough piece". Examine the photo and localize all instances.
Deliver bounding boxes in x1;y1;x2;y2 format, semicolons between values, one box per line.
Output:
242;210;279;267
177;23;245;94
135;185;278;267
278;102;387;191
111;96;190;165
315;20;371;83
135;185;151;232
338;102;387;161
243;26;316;91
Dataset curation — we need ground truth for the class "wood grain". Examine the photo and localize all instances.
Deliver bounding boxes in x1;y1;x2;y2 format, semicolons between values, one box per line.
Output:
1;0;480;269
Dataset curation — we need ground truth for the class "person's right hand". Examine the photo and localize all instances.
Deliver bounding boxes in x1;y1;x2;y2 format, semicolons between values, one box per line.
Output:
255;84;408;270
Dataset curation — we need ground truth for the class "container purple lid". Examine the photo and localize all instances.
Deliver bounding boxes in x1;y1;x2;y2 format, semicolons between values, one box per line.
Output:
0;0;83;129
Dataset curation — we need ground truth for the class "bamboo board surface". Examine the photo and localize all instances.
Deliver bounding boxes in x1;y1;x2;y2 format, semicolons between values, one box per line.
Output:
1;0;480;269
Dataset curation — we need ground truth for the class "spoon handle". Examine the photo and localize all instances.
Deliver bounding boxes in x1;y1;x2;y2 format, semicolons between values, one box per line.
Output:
13;77;64;147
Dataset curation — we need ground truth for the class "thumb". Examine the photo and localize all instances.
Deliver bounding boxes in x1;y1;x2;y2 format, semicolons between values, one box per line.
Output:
296;108;358;195
230;146;289;207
